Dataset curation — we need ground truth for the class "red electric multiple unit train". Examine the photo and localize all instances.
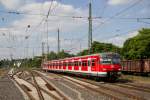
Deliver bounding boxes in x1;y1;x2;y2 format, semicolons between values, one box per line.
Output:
42;52;121;80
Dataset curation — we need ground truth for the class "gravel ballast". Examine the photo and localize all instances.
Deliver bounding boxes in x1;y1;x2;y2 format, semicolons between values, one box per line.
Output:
41;72;111;100
0;75;25;100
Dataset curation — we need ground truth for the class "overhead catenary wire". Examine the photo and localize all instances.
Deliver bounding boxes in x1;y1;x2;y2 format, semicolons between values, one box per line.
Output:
0;0;149;59
100;0;108;17
93;0;144;32
1;9;150;21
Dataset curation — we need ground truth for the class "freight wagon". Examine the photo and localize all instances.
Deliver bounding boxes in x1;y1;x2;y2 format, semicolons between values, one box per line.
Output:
121;59;150;75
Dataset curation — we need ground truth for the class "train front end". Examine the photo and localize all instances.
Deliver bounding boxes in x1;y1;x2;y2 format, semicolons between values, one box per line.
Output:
100;53;121;79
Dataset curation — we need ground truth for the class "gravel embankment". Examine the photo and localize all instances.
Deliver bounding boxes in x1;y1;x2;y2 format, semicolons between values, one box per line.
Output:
0;75;25;100
43;73;111;100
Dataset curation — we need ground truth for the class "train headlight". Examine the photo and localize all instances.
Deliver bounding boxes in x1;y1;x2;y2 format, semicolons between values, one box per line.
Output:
111;65;114;68
103;68;107;71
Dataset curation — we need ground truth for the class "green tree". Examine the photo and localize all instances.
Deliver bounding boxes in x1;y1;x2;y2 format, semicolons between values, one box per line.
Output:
122;28;150;59
77;49;88;56
77;41;121;56
57;50;74;59
47;50;74;60
91;41;120;53
47;51;58;60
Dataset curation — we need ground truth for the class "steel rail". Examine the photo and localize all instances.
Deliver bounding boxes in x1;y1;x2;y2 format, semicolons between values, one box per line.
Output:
69;77;146;100
33;71;70;100
48;73;146;100
11;76;35;100
114;83;150;93
37;71;121;100
30;71;45;100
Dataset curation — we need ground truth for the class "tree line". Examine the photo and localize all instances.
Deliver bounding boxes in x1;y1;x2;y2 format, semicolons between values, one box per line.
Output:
0;28;149;68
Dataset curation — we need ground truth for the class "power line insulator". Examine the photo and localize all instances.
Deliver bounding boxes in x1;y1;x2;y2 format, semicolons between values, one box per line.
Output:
27;25;30;28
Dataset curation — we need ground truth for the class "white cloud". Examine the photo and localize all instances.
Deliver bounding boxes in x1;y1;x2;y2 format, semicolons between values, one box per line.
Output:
104;31;138;47
0;1;88;58
0;0;25;10
108;0;132;5
12;1;88;33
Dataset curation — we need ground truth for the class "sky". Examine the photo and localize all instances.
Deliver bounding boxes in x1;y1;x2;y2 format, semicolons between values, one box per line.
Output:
0;0;149;59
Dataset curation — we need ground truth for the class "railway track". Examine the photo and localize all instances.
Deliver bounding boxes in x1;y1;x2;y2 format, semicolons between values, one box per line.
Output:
62;76;146;100
63;76;121;100
113;83;150;93
10;70;68;100
41;70;149;100
9;69;150;100
36;71;122;100
31;71;69;100
38;71;148;100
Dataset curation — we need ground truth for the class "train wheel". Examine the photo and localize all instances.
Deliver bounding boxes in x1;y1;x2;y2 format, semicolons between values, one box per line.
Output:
109;77;118;82
94;76;100;82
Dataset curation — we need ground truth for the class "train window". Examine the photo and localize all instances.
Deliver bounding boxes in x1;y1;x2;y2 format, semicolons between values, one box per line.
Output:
74;61;78;66
82;61;87;66
85;62;87;66
66;62;68;66
78;62;81;66
59;63;61;66
101;59;112;64
82;62;84;66
74;62;76;66
101;53;120;64
88;61;91;66
68;62;71;66
92;60;95;66
77;61;79;66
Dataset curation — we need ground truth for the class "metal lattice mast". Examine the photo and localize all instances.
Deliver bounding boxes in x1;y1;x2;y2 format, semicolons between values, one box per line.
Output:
88;1;92;54
57;28;60;53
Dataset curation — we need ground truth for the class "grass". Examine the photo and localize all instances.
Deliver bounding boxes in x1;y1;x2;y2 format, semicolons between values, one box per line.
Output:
0;69;4;76
120;74;150;83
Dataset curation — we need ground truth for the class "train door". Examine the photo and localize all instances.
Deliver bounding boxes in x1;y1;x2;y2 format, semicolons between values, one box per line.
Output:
88;58;91;73
71;60;74;71
74;61;79;71
78;59;82;72
68;61;71;71
91;59;97;71
81;60;88;72
66;61;68;71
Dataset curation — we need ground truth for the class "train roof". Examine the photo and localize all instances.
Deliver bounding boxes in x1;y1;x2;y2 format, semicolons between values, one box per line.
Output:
45;52;119;63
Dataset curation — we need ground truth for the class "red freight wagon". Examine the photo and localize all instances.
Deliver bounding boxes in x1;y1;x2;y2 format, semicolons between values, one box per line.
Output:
121;59;150;75
42;52;121;80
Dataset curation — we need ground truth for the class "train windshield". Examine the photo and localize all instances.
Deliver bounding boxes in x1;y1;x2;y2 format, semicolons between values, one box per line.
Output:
101;53;120;64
